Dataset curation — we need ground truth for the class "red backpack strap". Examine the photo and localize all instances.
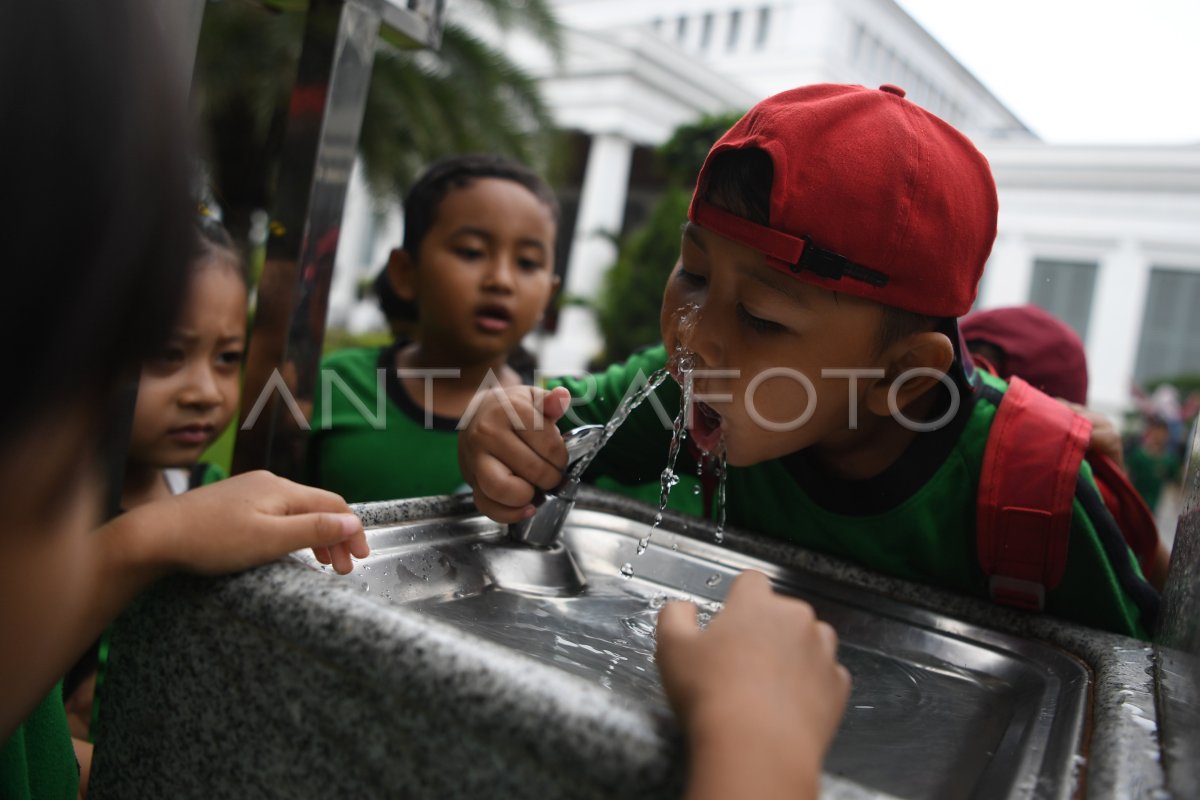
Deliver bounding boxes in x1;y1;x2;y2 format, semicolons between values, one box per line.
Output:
977;376;1093;610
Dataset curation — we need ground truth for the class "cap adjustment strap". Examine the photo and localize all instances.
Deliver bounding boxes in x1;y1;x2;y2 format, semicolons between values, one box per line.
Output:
693;200;889;288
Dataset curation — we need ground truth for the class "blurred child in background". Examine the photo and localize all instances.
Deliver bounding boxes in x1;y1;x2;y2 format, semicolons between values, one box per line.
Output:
311;154;560;502
63;212;251;742
122;213;247;507
1;4;368;796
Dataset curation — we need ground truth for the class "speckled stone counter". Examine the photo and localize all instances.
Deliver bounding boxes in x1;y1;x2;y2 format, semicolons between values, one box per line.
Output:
90;488;1172;799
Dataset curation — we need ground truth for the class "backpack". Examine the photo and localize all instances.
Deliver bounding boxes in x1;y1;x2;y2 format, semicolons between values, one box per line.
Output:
977;375;1162;611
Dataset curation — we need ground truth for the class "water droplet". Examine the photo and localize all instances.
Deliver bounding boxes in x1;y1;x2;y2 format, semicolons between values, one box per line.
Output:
692;483;701;495
649;593;667;610
705;573;722;587
362;583;370;592
636;536;650;556
364;564;371;571
620;563;635;579
671;542;678;551
714;530;724;544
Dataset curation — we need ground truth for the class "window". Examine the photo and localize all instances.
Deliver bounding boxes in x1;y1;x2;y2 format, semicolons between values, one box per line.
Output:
1028;258;1098;343
728;9;742;50
755;6;771;48
1134;268;1200;384
851;23;865;61
700;12;714;50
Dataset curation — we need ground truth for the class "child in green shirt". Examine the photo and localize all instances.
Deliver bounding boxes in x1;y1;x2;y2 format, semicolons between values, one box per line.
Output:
458;84;1159;639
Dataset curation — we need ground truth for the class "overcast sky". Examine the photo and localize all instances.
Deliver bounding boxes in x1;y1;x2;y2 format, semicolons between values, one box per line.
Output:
893;0;1200;145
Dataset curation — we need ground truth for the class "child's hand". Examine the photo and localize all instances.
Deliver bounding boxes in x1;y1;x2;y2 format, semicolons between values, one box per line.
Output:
656;571;851;800
1059;399;1124;471
137;471;369;576
458;385;573;522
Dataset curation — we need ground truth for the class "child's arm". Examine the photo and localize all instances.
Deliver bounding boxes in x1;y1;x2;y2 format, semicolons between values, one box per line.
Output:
2;471;367;739
457;385;573;522
656;571;851;800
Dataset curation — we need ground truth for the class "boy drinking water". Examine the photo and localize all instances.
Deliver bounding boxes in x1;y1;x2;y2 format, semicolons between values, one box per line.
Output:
458;84;1159;639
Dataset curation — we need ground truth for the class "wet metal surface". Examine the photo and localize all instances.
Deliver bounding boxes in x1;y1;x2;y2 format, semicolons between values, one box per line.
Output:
295;507;1090;799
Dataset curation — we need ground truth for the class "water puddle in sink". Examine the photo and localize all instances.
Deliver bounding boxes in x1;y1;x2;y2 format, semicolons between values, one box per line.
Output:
415;575;724;699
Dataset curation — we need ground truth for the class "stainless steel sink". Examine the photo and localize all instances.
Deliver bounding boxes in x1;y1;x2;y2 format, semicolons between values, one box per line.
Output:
294;502;1090;800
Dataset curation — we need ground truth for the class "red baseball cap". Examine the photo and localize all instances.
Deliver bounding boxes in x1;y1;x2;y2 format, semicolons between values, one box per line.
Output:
688;84;998;317
960;305;1089;405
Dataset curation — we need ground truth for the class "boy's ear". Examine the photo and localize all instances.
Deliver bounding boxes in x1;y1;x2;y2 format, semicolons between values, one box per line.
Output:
387;247;416;302
539;274;562;322
864;331;955;418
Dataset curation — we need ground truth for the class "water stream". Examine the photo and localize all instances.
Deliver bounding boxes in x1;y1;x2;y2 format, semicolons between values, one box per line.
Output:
571;303;726;578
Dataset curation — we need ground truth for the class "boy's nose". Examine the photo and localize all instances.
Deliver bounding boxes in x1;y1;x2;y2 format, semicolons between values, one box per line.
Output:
481;256;516;293
179;364;224;407
678;301;723;367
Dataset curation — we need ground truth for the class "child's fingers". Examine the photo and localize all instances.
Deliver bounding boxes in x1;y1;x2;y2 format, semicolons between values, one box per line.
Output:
328;542;354;575
471;488;535;525
312;546;333;565
539;386;573;424
473;451;549;510
655;600;700;646
815;620;840;659
271;511;362;558
268;473;356;516
723;569;773;604
346;530;370;560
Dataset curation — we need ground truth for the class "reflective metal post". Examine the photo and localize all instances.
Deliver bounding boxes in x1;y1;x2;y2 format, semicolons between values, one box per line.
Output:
235;0;381;478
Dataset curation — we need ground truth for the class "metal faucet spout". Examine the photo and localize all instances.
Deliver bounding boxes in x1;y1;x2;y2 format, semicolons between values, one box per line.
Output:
508;424;605;547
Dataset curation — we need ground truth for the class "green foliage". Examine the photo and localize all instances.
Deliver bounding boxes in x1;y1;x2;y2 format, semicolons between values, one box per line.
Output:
193;0;564;234
322;327;394;355
594;112;744;364
359;22;560;198
1145;373;1200;396
596;188;691;363
656;111;744;185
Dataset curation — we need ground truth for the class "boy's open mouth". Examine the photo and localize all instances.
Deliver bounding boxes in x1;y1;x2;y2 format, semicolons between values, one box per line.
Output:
474;304;513;333
689;400;724;454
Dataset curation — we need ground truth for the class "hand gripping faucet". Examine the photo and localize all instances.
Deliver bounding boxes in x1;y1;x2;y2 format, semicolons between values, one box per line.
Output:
508;424;605;547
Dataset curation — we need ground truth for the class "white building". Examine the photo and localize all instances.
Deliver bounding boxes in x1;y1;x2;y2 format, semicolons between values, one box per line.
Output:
334;0;1200;415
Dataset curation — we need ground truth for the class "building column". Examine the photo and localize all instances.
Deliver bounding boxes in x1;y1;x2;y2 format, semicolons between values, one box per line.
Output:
542;132;635;372
978;232;1034;309
1088;238;1150;414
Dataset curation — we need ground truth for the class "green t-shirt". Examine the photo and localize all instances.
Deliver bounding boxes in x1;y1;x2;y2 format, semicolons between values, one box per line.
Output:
310;345;704;515
310;345;472;503
0;683;78;800
551;345;1156;640
1125;445;1180;512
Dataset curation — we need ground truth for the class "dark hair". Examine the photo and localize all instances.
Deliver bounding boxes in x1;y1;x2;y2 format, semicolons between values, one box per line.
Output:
401;154;559;257
373;267;416;324
1;0;194;446
700;148;934;351
195;214;250;287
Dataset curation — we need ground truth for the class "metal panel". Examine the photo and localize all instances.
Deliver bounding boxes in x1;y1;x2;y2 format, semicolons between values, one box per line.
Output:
235;0;382;478
1157;418;1200;797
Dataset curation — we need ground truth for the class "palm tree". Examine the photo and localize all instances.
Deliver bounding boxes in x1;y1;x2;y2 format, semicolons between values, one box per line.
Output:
193;0;563;238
